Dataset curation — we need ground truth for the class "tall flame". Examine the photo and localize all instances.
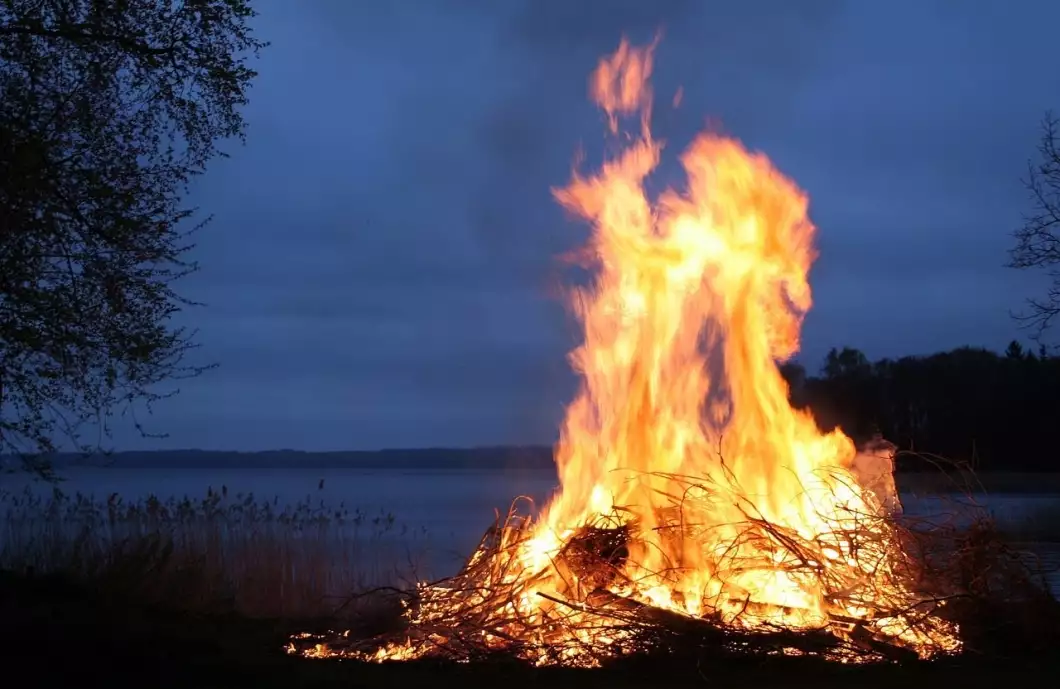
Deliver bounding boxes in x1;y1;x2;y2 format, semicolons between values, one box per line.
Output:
296;38;959;666
533;37;895;629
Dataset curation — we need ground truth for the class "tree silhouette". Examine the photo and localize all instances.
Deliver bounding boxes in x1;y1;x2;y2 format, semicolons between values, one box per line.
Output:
1010;111;1060;338
1005;340;1025;360
782;343;1060;472
0;1;266;473
822;346;871;380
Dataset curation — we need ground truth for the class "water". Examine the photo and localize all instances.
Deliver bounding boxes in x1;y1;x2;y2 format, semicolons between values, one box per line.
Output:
4;466;1058;591
1;466;560;576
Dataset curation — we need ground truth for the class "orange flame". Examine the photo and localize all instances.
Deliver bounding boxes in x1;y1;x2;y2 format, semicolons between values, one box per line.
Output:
536;37;861;625
299;37;958;666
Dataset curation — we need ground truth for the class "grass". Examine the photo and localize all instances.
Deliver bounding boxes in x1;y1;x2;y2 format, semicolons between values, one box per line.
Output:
3;566;1060;689
2;478;1060;688
0;484;426;619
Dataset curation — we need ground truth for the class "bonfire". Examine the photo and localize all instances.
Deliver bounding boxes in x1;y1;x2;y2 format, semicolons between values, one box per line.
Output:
292;38;980;666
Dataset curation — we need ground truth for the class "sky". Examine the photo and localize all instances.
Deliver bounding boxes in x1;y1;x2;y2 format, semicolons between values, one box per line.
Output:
120;0;1060;451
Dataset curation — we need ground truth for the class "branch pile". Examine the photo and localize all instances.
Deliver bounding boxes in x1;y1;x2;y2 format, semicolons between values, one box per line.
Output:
289;475;1059;668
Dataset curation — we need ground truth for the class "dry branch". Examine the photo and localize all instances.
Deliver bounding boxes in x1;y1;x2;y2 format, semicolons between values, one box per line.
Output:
290;469;1059;667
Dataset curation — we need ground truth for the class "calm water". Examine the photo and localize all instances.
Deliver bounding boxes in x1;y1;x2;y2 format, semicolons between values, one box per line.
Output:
4;466;1058;588
3;466;560;575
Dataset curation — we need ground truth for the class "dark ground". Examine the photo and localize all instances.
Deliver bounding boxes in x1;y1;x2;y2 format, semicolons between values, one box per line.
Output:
2;570;1059;689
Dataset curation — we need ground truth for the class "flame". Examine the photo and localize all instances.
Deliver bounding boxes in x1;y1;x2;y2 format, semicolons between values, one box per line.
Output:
542;38;869;629
297;38;959;666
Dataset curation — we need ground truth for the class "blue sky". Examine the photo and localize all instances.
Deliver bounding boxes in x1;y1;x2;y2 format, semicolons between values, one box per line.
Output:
123;0;1060;451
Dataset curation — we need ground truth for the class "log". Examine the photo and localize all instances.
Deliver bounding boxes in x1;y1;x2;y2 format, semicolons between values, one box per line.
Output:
558;524;631;589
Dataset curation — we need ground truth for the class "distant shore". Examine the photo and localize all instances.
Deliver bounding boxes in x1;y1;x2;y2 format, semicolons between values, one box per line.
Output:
5;448;1060;494
3;447;559;471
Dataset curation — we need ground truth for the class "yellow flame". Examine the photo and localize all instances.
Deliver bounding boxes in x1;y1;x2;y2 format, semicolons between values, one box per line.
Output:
536;37;899;631
298;37;959;666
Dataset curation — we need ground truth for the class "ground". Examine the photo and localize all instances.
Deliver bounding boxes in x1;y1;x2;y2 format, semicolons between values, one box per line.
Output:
2;568;1057;689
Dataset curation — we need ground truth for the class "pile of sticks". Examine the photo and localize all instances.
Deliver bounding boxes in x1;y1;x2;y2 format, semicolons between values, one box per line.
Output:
290;481;1058;667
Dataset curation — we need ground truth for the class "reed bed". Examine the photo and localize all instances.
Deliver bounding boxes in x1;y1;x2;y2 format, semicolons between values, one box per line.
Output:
0;485;426;619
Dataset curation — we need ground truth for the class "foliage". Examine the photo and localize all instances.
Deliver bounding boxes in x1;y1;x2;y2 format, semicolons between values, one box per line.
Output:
0;0;265;469
0;485;423;618
784;342;1060;471
1011;111;1060;337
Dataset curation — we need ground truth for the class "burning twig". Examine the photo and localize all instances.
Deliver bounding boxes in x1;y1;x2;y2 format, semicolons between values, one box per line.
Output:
289;471;1057;668
290;37;1060;670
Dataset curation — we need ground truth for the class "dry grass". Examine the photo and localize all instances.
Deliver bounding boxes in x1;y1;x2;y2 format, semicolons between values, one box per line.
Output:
292;468;1060;667
0;485;426;620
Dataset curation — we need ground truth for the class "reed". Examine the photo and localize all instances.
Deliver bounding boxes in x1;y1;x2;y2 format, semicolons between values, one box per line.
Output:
0;484;426;620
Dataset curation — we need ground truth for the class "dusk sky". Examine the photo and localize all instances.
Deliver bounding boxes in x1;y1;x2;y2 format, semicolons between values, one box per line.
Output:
125;0;1060;451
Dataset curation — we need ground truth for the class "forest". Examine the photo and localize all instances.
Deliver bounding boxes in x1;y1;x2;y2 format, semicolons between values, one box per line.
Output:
783;341;1060;472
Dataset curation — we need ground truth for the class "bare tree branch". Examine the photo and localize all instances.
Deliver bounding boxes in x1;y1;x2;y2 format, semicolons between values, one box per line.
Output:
1009;111;1060;338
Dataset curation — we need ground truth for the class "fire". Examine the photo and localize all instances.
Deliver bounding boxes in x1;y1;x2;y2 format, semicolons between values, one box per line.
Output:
296;38;960;665
541;40;889;632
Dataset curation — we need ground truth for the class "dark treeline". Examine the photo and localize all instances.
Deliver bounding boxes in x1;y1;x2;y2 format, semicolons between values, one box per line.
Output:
783;341;1060;472
7;341;1058;475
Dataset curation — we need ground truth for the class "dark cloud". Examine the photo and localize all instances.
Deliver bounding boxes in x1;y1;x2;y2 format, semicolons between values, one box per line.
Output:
102;0;1060;450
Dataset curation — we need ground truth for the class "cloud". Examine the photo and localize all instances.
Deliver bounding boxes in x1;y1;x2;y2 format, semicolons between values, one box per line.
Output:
102;1;1060;449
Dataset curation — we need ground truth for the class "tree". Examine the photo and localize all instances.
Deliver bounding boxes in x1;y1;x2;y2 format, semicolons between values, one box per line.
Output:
0;1;265;473
821;347;871;381
1004;340;1025;360
1010;111;1060;337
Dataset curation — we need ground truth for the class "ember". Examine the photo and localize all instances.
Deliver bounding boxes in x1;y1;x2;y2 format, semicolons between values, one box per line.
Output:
291;37;968;666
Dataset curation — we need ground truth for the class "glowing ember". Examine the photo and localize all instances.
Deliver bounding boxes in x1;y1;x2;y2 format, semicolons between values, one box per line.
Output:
295;38;961;666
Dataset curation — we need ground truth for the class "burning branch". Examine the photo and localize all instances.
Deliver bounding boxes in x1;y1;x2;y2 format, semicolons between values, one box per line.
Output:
292;38;1060;669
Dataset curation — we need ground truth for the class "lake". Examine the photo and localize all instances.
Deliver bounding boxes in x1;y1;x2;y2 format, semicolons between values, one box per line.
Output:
3;466;1059;591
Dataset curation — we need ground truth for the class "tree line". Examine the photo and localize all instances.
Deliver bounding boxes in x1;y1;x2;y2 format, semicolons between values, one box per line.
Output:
780;342;1060;472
